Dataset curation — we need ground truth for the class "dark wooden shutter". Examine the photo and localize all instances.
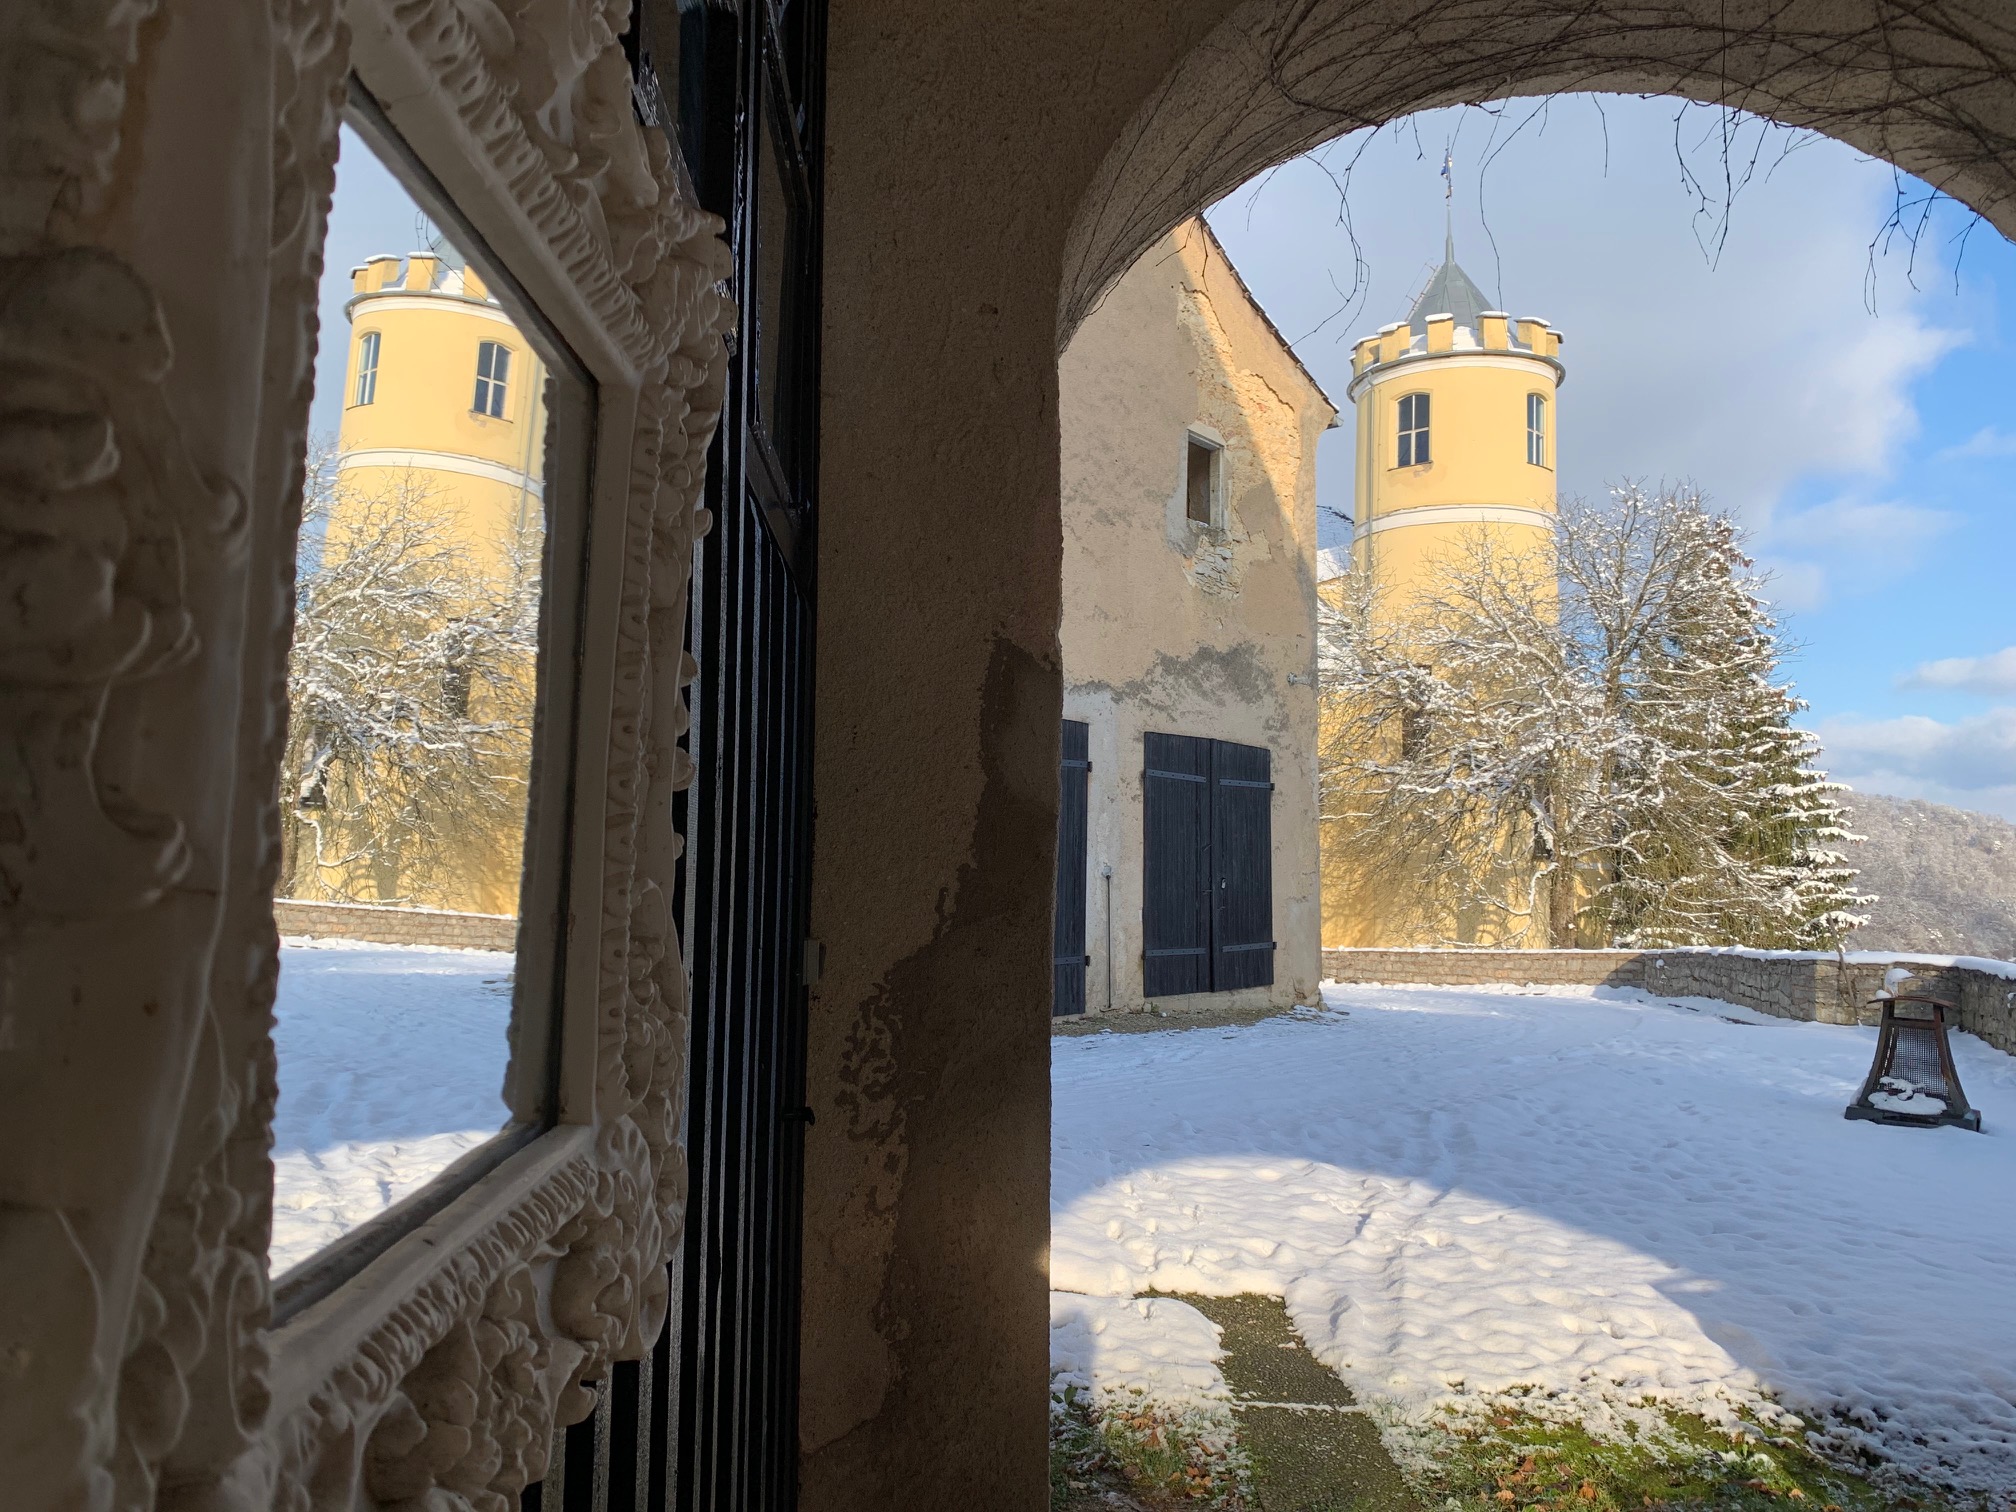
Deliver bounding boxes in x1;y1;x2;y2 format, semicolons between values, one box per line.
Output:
1053;720;1090;1017
1142;732;1212;996
1210;740;1274;990
1142;733;1273;999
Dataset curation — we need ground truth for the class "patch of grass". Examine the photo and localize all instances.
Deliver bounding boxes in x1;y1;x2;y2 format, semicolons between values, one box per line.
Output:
1412;1401;1981;1512
1051;1385;1249;1509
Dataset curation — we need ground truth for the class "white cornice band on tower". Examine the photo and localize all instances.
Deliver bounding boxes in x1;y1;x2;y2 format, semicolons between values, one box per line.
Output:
1345;348;1564;401
343;292;519;326
1356;504;1556;538
338;447;545;497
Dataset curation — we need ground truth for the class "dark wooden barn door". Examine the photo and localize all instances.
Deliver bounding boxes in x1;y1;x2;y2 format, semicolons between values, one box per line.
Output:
1142;734;1273;998
1210;742;1275;990
519;4;825;1511
1142;733;1213;997
1053;720;1090;1017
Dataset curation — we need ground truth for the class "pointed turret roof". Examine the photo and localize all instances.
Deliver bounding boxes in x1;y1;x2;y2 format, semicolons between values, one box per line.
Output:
1406;231;1493;337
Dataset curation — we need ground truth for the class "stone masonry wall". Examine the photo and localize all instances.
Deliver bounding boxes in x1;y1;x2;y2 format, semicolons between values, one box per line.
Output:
273;898;518;952
1322;947;2016;1058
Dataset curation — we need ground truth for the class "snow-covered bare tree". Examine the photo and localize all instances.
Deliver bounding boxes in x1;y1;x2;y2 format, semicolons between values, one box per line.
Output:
277;445;543;911
1319;484;1866;948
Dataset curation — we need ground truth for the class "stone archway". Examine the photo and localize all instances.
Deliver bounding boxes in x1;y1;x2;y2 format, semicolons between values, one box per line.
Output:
1062;0;2016;341
806;3;2016;1508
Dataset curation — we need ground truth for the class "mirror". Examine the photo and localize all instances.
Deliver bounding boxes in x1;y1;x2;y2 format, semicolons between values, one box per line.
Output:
269;118;581;1284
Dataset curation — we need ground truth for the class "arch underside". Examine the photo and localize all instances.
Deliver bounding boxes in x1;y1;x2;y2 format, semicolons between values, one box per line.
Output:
1062;0;2016;342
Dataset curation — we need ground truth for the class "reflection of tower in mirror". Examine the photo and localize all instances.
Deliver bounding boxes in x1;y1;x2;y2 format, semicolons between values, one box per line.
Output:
267;127;556;1284
306;237;549;915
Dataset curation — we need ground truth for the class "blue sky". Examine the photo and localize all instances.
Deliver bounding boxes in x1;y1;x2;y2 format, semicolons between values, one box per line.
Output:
1205;94;2016;820
318;112;2013;818
312;126;445;445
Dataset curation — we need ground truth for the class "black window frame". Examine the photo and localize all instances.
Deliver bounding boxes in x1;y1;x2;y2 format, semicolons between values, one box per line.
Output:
474;337;512;418
352;328;381;406
1396;390;1430;467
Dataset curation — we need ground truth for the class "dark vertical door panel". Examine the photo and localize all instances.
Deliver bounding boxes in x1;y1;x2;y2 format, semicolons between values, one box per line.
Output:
520;3;823;1510
1211;740;1274;990
1142;732;1211;997
1053;720;1090;1017
665;0;821;1494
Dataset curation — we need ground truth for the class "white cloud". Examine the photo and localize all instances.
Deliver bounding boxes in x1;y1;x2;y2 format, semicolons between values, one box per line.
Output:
1766;498;1957;555
1833;774;2016;823
1759;560;1828;613
1754;497;1958;608
1205;98;1971;564
1820;707;2016;819
1902;646;2016;696
1935;425;2016;462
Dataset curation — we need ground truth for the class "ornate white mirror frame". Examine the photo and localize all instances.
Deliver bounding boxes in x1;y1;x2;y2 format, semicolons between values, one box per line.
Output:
0;0;731;1507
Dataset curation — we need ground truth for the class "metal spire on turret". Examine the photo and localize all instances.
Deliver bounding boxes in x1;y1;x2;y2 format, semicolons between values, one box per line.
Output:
1442;145;1454;267
1407;147;1490;339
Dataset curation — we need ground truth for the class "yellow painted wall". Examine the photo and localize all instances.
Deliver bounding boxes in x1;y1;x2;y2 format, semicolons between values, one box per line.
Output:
1321;298;1565;947
335;254;548;571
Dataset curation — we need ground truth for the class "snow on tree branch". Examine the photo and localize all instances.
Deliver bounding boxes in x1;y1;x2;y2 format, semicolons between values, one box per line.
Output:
1319;484;1868;949
277;441;544;911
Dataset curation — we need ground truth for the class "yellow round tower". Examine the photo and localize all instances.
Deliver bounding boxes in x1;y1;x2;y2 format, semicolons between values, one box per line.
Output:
1318;240;1567;950
301;248;549;915
1346;236;1563;610
335;248;548;568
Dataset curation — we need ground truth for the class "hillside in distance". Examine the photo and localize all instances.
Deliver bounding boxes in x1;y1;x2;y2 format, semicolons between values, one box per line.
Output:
1841;791;2016;962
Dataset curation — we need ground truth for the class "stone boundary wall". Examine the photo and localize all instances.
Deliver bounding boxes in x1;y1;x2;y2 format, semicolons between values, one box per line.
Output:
273;898;518;952
1322;947;2016;1058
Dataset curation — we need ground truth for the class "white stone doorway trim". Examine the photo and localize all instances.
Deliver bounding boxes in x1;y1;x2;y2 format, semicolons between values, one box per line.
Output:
0;1;730;1507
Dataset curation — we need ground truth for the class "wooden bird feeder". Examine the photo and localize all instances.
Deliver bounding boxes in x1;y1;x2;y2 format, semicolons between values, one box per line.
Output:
1844;991;1982;1132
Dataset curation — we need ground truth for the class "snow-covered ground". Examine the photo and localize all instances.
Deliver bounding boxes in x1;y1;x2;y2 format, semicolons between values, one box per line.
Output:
1052;983;2016;1495
271;939;514;1275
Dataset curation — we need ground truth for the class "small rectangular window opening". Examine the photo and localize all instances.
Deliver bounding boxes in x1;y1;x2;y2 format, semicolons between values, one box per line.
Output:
1185;435;1217;525
1397;392;1430;467
473;339;511;418
1527;392;1547;467
353;330;380;407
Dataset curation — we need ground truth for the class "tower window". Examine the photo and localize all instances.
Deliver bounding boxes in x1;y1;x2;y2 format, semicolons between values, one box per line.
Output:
1185;433;1219;525
1396;392;1430;466
474;340;512;418
352;331;380;407
1527;392;1547;466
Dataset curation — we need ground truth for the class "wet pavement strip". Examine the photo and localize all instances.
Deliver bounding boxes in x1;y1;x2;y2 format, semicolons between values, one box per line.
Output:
1173;1293;1424;1512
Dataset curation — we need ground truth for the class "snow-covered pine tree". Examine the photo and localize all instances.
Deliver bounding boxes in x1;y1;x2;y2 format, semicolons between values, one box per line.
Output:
1317;483;1866;949
1603;497;1866;947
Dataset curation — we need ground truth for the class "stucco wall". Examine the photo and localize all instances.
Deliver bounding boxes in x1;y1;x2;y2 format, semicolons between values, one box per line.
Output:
1322;947;2016;1055
1059;222;1332;1017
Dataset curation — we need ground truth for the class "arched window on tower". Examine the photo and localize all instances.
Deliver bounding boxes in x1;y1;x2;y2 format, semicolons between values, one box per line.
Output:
1527;392;1547;467
1396;392;1429;466
352;330;380;407
474;339;512;418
